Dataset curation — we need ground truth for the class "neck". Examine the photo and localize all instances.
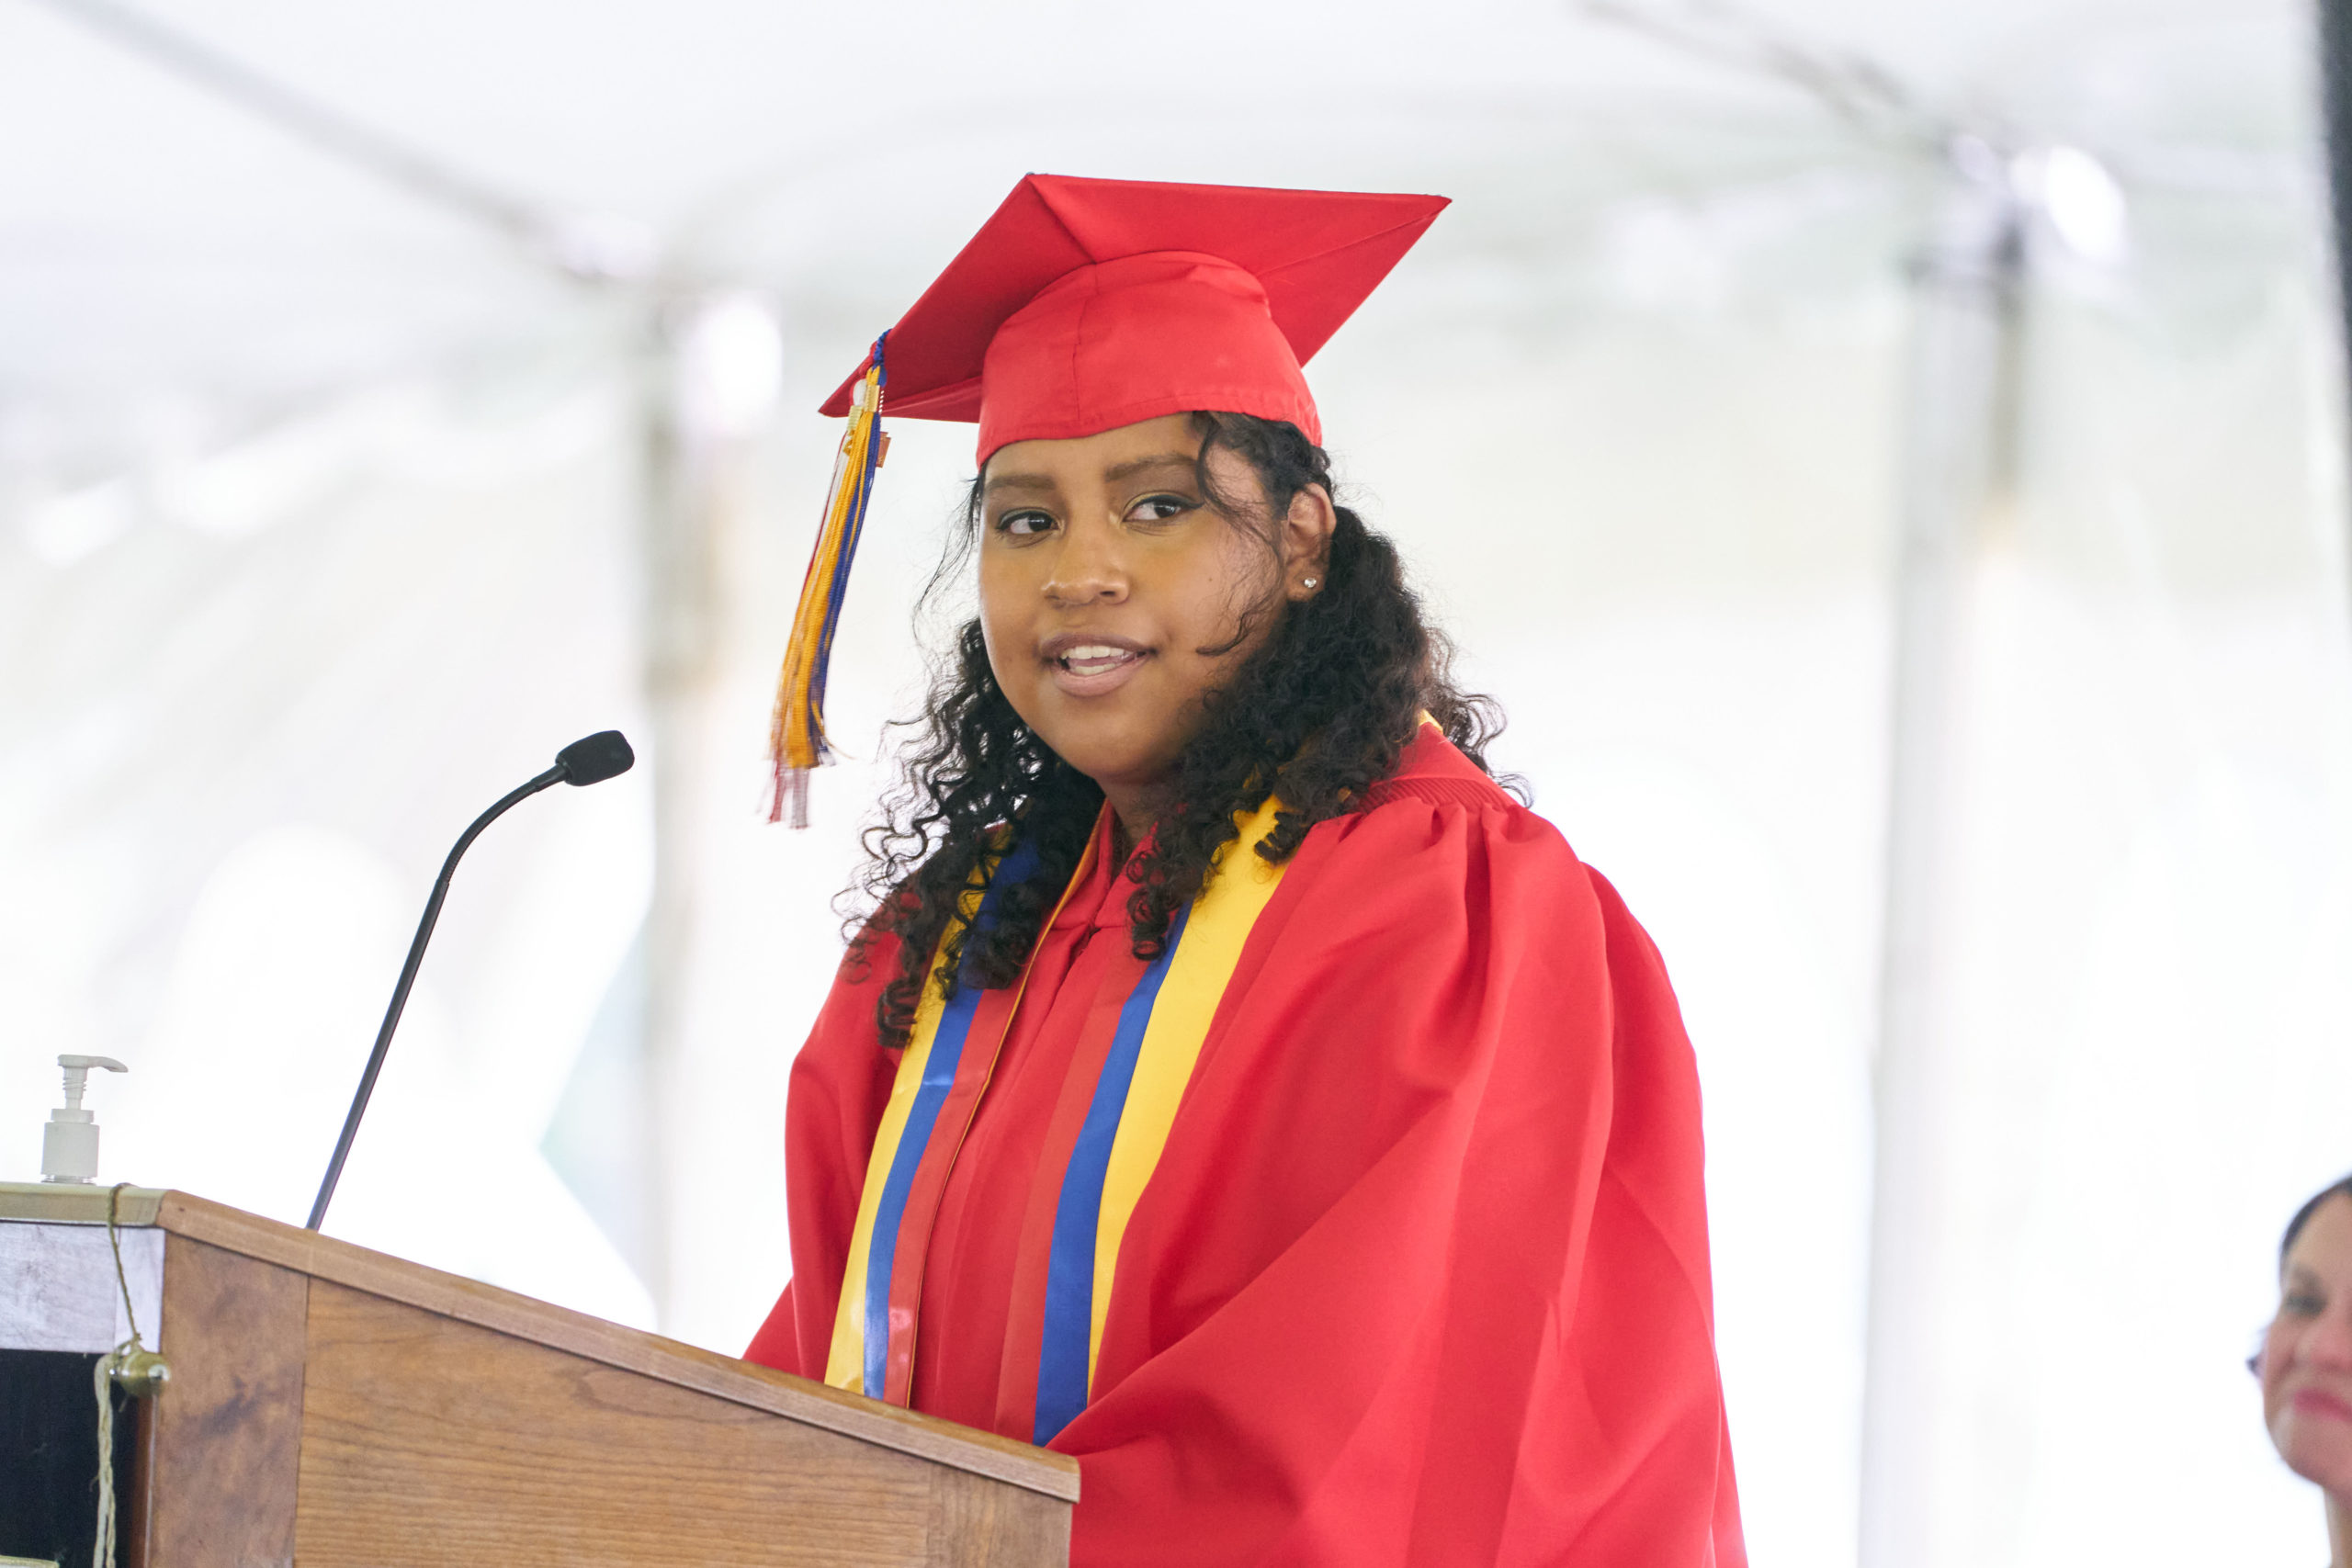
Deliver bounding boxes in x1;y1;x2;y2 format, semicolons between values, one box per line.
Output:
1106;806;1147;866
2330;1492;2351;1568
1098;784;1163;862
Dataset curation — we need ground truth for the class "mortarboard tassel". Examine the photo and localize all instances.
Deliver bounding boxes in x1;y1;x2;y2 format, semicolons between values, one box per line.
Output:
768;334;888;827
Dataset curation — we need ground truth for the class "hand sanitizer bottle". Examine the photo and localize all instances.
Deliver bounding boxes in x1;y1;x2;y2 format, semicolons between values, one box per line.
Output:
42;1054;128;1184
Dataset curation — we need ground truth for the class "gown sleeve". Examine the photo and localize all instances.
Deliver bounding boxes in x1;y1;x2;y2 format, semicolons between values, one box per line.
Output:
1056;789;1744;1568
741;931;902;1379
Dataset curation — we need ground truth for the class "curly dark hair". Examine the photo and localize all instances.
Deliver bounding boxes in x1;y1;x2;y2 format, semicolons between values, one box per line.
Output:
848;411;1514;1047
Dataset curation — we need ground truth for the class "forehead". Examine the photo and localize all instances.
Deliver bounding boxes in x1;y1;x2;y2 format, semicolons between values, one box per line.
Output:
981;413;1203;491
2289;1192;2352;1277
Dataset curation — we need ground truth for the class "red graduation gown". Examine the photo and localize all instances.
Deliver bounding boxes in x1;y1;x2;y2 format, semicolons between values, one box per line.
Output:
746;727;1745;1566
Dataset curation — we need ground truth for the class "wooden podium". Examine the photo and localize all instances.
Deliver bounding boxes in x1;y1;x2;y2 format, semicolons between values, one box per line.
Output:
0;1183;1076;1566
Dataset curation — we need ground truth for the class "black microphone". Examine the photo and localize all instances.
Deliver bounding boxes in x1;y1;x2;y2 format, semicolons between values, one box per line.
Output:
305;730;636;1232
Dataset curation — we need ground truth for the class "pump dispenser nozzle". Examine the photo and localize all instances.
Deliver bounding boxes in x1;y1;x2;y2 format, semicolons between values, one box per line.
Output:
42;1054;128;1184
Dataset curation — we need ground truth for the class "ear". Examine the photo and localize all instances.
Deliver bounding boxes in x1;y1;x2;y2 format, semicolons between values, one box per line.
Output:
1280;483;1338;602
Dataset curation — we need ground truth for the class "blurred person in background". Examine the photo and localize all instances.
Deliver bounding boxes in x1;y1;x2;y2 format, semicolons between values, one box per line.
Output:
2258;1173;2352;1568
742;175;1745;1565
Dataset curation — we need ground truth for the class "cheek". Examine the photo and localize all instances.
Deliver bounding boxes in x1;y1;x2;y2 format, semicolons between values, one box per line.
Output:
977;558;1026;671
1162;528;1275;657
2263;1322;2300;1407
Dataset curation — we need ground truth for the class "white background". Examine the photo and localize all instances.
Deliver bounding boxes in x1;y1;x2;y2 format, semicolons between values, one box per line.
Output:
3;2;2348;1562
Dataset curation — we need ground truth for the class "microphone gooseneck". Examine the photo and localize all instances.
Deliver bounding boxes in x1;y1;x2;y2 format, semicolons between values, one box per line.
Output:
305;731;635;1233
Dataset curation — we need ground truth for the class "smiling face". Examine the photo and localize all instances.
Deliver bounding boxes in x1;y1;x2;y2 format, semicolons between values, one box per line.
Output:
2262;1192;2352;1499
976;412;1331;829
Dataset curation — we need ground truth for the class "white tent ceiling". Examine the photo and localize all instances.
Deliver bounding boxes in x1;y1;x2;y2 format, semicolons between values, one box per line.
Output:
0;0;2313;473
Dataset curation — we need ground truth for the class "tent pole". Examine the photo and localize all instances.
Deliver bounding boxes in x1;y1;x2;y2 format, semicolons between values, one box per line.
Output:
1858;141;2024;1568
2319;0;2352;403
635;292;782;1329
638;300;713;1330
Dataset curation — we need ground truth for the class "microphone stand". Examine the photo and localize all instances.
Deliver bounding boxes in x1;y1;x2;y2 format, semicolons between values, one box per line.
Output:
303;765;565;1232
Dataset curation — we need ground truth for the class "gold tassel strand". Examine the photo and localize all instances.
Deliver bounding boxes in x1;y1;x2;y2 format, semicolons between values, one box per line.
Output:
768;339;888;826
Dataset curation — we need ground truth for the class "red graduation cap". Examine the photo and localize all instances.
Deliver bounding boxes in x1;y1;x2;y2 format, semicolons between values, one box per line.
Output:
820;174;1449;462
772;175;1447;826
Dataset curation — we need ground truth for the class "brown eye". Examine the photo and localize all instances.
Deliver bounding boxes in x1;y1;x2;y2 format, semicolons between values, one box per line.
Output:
1126;494;1193;524
996;509;1055;537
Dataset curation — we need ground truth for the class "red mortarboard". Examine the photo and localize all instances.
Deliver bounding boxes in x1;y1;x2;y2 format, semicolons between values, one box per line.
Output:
773;175;1446;826
820;174;1449;463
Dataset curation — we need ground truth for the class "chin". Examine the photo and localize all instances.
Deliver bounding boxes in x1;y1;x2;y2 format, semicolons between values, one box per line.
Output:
1046;741;1155;792
2277;1418;2352;1497
1024;704;1149;774
1034;728;1163;797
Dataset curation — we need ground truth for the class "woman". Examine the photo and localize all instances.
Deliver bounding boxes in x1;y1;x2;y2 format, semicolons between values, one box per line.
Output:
2259;1174;2352;1567
746;174;1745;1566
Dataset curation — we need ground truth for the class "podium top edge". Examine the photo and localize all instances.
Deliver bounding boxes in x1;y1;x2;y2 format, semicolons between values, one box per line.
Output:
0;1181;165;1226
0;1182;1080;1501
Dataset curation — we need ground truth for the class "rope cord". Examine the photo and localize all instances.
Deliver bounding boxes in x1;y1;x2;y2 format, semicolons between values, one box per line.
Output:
92;1182;146;1568
104;1183;142;1346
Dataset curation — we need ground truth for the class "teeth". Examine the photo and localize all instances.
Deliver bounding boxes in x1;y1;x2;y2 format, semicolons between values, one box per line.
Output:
1057;644;1136;670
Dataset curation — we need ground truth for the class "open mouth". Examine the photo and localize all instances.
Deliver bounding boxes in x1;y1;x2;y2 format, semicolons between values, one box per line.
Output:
1042;637;1151;696
1056;644;1145;677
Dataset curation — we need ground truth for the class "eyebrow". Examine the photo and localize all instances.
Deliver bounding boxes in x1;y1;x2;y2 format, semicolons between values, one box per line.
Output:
1102;452;1200;484
980;451;1198;498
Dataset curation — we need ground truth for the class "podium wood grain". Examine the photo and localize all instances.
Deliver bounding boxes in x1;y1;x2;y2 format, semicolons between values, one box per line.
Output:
2;1186;1074;1568
142;1236;309;1567
296;1277;1006;1565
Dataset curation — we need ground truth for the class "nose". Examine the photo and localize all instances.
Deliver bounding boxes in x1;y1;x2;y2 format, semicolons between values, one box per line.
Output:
1042;515;1129;608
2303;1303;2352;1370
